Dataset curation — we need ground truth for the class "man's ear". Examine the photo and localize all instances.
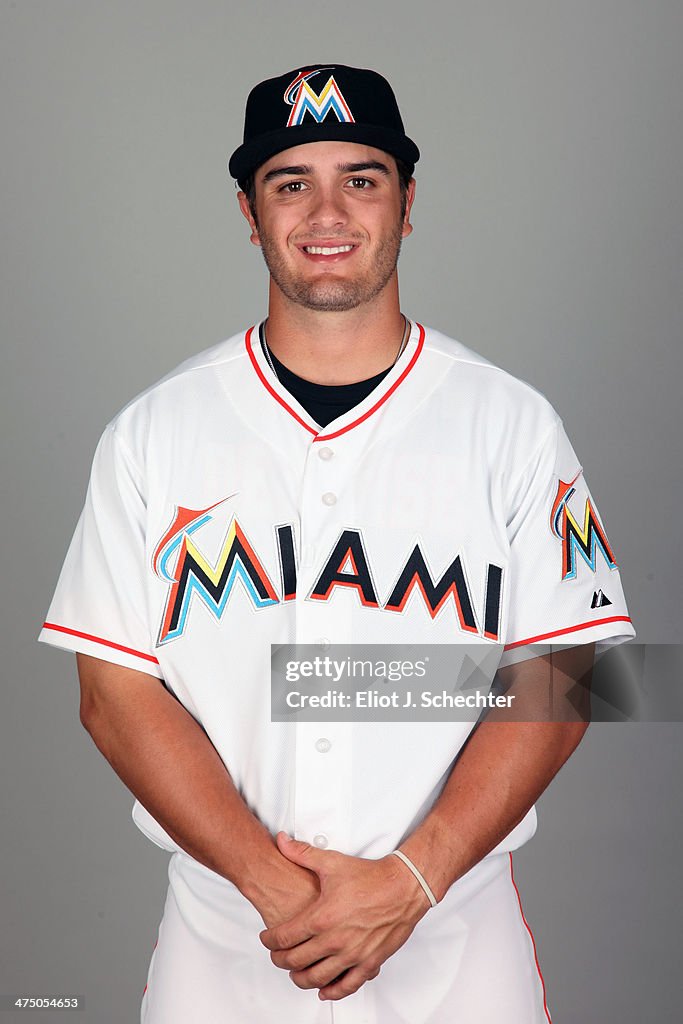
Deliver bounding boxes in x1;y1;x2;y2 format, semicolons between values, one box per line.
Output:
237;191;261;246
401;178;416;240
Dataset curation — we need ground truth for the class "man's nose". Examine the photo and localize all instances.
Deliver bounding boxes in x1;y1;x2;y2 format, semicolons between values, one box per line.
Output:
306;187;348;230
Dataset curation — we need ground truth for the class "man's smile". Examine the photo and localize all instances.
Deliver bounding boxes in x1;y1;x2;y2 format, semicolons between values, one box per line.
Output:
297;241;360;263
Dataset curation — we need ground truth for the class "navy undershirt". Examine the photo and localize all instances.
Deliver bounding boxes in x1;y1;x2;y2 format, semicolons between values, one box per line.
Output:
259;328;392;428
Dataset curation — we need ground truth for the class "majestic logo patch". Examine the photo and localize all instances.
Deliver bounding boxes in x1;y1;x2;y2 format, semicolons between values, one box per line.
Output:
591;589;612;608
550;474;617;581
284;68;355;127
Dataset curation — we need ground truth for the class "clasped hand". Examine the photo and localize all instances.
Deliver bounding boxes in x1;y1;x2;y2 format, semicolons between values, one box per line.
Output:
259;832;431;1002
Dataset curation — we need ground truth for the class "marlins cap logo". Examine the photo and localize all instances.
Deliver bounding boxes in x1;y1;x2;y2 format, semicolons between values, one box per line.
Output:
284;68;355;127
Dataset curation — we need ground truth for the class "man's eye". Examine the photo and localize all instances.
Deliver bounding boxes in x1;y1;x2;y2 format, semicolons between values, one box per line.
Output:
280;181;306;193
349;177;372;189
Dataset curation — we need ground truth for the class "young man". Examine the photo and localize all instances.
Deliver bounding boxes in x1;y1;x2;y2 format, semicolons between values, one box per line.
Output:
39;65;635;1022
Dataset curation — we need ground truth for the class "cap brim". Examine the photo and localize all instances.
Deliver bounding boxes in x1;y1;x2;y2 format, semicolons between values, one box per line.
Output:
228;122;420;185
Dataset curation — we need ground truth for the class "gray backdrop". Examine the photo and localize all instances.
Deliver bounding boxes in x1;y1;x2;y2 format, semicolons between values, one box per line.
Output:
2;1;681;1021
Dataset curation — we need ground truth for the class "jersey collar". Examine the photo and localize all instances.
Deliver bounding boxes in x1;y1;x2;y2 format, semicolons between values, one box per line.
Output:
245;320;425;442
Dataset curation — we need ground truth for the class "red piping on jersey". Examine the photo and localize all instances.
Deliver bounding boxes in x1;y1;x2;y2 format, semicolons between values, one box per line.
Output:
509;853;552;1022
244;322;426;441
317;323;425;440
42;623;160;666
245;326;317;436
504;615;632;651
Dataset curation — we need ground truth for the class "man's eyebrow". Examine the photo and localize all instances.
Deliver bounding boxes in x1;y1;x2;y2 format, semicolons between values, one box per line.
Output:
338;161;392;176
261;160;392;185
261;165;312;184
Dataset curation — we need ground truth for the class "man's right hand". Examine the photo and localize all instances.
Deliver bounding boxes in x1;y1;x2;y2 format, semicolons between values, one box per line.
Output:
251;855;321;929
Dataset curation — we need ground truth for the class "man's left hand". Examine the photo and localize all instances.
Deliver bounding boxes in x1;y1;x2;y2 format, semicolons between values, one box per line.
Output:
259;832;431;1001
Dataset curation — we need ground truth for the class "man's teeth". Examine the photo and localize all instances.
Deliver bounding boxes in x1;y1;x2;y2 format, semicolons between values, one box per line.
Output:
303;245;354;255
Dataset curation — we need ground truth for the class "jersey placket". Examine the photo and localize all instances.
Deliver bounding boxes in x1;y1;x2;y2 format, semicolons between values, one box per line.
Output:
293;429;375;1024
292;434;355;859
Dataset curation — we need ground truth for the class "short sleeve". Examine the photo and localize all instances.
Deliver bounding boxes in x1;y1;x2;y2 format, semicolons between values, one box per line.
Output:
501;417;635;661
38;424;163;679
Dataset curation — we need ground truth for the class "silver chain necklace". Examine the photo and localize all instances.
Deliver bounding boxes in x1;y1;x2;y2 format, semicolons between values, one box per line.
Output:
261;315;411;384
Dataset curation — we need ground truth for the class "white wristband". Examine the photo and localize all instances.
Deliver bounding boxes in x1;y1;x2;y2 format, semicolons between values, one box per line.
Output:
391;850;438;908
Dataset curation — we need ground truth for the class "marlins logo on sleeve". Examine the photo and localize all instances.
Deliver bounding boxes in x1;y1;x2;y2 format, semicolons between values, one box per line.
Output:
551;472;618;582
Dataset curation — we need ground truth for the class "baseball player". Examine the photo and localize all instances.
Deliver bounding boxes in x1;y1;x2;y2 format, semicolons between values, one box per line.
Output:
39;64;635;1023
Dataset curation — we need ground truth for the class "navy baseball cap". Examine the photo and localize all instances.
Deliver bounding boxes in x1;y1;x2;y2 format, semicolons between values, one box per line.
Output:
228;64;420;188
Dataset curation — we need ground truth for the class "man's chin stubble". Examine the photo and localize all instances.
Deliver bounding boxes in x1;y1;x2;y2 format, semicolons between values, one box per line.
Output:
261;258;402;313
283;283;378;312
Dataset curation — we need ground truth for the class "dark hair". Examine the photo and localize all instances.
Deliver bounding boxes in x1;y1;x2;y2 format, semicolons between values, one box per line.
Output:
240;156;414;224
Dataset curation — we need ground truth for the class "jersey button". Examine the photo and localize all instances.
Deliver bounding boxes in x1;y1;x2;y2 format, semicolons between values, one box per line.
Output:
322;492;337;506
317;446;334;461
315;737;332;753
313;834;329;849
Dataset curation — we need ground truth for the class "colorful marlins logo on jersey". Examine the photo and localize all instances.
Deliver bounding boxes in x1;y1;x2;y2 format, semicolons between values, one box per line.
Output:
284;69;355;127
550;473;617;580
152;496;284;646
152;498;503;647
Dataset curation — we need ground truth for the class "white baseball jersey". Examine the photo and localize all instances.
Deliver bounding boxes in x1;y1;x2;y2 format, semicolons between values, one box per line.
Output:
39;320;634;1023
